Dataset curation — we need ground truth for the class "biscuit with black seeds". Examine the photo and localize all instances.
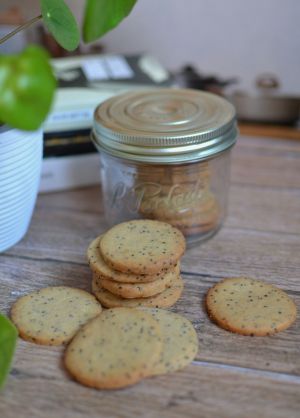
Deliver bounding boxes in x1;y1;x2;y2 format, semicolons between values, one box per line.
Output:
92;274;184;309
11;286;102;345
141;190;217;221
100;220;186;274
64;308;162;389
97;265;179;299
141;308;199;374
206;277;297;336
87;236;179;283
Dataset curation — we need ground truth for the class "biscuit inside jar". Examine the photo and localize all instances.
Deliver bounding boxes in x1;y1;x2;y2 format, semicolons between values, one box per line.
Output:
136;161;221;238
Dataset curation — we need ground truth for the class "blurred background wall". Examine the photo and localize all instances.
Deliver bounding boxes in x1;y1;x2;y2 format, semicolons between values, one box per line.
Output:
1;0;299;94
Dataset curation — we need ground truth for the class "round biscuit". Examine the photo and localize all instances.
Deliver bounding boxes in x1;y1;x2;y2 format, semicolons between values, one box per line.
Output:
154;200;220;228
97;266;179;298
140;308;199;375
206;277;297;336
99;220;186;274
87;236;179;283
11;286;102;345
178;220;220;237
136;161;211;185
64;308;162;389
92;275;184;309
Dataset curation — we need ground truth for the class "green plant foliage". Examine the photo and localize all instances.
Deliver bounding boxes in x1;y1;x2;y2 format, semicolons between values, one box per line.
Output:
83;0;138;42
0;1;138;130
0;314;18;389
0;46;57;130
40;0;80;51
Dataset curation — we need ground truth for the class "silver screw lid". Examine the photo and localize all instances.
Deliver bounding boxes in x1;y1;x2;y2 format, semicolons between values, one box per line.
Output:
92;88;237;163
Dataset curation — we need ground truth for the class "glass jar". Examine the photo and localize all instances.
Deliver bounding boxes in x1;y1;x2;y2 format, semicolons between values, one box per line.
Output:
92;88;237;246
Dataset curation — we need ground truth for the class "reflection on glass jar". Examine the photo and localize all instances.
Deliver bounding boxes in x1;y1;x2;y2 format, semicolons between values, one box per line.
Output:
92;88;237;246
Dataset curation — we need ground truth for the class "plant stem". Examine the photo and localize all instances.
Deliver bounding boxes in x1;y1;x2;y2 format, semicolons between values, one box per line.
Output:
0;14;43;45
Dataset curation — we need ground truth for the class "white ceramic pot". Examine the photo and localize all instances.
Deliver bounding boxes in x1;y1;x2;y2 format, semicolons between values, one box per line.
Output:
0;126;43;252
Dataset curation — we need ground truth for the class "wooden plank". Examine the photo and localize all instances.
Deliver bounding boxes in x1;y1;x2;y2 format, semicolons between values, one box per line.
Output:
4;206;107;263
0;342;299;418
237;135;300;151
5;201;299;287
232;136;300;189
1;255;299;376
37;187;103;213
178;272;300;375
182;226;300;288
227;185;300;234
1;134;300;418
5;177;300;268
37;182;300;236
239;123;300;141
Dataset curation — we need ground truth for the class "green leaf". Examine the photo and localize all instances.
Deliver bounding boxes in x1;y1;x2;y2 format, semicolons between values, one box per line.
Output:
83;0;138;43
0;313;17;389
0;46;57;130
39;0;80;51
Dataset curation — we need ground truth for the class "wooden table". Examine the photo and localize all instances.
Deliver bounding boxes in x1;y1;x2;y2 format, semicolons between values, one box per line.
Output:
0;135;300;418
238;122;300;140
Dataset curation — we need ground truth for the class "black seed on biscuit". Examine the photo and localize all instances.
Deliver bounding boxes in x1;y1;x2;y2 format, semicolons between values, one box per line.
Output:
205;277;297;336
87;236;179;284
11;286;102;345
99;220;186;275
97;266;179;299
138;308;198;375
64;308;162;389
92;275;184;309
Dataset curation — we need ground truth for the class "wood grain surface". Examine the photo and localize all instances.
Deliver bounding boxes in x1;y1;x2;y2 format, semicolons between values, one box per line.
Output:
239;122;300;141
0;135;299;418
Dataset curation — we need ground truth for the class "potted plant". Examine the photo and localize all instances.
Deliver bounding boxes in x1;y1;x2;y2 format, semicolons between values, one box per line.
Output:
0;0;137;388
0;0;137;253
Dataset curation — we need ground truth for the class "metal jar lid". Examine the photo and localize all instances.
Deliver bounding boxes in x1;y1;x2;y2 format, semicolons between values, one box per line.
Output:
92;88;237;164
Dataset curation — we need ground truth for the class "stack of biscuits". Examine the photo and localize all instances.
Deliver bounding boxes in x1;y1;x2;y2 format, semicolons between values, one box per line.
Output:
136;162;220;238
87;219;186;309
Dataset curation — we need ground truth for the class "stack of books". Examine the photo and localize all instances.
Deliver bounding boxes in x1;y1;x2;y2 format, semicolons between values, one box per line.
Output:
40;53;173;192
